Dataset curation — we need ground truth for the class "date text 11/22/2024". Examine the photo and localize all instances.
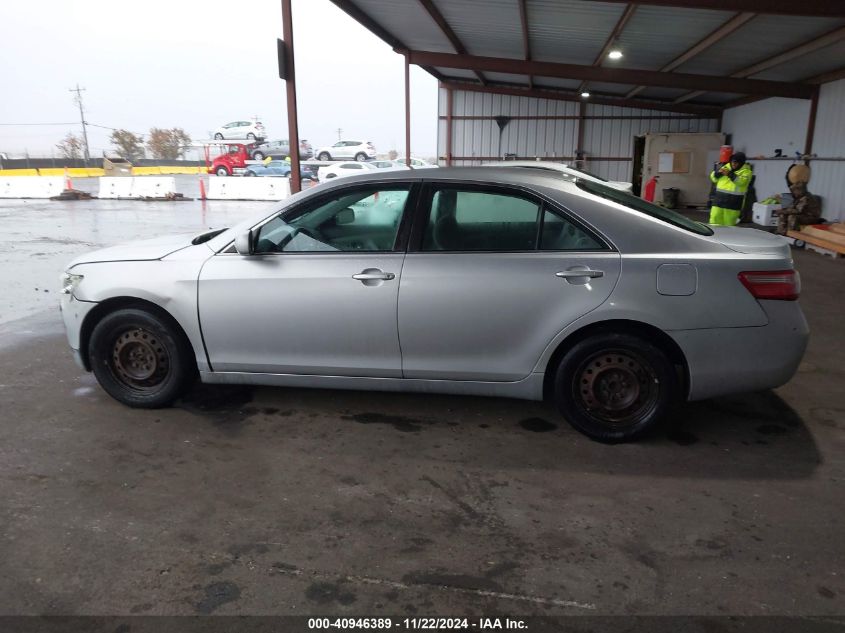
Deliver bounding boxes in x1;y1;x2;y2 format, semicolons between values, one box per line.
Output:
307;618;528;630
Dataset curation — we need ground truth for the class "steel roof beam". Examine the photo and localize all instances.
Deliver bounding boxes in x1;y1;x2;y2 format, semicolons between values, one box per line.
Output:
408;50;814;98
584;0;845;17
626;11;755;98
579;3;638;95
675;24;845;103
518;0;533;88
440;80;723;117
416;0;486;85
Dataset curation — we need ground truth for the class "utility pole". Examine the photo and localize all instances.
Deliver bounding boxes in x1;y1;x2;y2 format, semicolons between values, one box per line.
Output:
69;84;90;164
336;128;343;141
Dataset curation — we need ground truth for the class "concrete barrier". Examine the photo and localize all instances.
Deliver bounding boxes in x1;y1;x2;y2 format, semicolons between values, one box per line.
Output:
97;177;177;199
207;176;290;201
0;169;39;177
98;177;135;199
0;176;65;198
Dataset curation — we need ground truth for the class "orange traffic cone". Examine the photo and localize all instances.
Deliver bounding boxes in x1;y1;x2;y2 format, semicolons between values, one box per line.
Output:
64;168;73;191
198;177;207;200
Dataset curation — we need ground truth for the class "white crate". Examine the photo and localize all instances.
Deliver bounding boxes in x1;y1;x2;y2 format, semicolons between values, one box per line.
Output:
752;202;780;226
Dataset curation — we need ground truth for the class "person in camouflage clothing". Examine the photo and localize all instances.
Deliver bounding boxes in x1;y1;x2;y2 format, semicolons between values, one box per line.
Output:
776;181;821;235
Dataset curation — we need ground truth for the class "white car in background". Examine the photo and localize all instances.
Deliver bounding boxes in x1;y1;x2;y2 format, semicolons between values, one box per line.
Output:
483;160;632;192
394;157;438;169
317;161;378;183
370;160;408;171
213;121;266;141
315;140;376;162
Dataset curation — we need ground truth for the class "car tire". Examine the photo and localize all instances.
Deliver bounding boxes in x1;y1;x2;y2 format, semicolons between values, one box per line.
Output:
253;151;265;161
245;171;255;177
88;308;195;408
354;152;367;162
247;133;256;140
553;333;676;443
214;133;223;140
318;152;331;161
215;166;229;177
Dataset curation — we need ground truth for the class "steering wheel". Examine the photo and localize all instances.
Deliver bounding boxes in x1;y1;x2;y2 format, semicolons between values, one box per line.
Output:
276;226;323;251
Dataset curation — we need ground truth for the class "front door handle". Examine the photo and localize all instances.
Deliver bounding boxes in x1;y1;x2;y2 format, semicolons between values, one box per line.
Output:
556;269;604;279
352;270;395;281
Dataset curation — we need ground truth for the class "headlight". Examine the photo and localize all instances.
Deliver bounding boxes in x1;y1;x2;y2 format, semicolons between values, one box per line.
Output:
60;272;84;295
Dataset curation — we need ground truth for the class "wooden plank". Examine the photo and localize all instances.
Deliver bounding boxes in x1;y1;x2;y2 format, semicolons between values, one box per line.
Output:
800;225;845;247
788;230;845;254
827;223;845;235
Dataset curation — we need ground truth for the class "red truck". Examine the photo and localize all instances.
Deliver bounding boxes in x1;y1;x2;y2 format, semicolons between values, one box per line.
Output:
208;142;257;176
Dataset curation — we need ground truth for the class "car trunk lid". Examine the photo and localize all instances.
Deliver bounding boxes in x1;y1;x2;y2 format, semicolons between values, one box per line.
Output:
708;226;792;258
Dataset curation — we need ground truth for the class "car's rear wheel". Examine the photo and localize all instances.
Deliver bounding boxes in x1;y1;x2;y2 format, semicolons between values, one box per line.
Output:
247;133;256;140
89;308;195;408
553;333;675;443
318;152;331;161
214;133;223;140
245;171;256;176
215;166;229;176
253;151;265;160
354;152;367;162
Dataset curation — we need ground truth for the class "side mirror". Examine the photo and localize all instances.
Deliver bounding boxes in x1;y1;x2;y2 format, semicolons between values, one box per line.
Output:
234;230;254;255
336;208;355;225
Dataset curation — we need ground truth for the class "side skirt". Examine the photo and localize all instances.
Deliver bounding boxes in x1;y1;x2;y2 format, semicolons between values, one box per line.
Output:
199;371;545;401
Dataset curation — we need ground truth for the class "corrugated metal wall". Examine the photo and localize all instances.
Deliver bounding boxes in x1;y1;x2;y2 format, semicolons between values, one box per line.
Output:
809;79;845;222
721;82;845;222
437;87;719;183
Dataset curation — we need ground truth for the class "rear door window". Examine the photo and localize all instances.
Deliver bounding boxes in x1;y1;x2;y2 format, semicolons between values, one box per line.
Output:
421;189;541;252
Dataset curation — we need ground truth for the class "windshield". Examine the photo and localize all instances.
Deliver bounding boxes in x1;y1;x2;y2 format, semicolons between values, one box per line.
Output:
576;179;714;236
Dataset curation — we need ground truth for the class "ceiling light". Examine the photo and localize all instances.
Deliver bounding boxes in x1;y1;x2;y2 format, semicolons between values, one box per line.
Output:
608;50;624;60
580;91;590;98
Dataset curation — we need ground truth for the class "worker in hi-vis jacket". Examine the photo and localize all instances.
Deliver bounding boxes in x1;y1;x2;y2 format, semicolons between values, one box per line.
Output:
709;151;752;226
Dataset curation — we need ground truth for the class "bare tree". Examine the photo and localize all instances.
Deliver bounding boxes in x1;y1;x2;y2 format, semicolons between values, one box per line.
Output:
146;128;192;160
110;129;145;162
388;149;398;160
56;133;83;160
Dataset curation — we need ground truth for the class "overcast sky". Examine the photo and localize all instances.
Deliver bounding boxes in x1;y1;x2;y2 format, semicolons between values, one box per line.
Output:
0;0;439;159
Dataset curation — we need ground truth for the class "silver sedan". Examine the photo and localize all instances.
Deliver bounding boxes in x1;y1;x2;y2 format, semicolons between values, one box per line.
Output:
60;168;808;442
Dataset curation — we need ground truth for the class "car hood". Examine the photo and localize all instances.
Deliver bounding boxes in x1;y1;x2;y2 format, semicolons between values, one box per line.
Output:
709;225;791;257
67;232;201;268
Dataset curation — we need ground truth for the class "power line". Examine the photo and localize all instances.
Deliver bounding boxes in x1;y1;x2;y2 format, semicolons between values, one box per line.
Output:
0;122;77;126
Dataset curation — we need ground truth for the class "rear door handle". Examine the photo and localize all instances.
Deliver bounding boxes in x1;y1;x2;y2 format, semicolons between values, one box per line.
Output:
556;269;604;279
352;270;395;281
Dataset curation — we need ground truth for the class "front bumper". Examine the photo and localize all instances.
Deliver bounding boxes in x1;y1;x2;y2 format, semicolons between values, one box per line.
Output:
670;300;809;401
60;293;98;370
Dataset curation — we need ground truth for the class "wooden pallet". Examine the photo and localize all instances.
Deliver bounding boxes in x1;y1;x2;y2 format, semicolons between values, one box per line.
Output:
788;224;845;258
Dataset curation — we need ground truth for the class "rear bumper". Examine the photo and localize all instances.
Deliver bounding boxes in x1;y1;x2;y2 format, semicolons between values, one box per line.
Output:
670;300;809;401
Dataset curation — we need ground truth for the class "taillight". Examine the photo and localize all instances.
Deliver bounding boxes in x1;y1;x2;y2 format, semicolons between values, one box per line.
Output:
738;270;800;301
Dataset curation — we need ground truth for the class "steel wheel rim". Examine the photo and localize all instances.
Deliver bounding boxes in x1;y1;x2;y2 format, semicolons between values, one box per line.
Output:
573;349;659;427
110;328;170;392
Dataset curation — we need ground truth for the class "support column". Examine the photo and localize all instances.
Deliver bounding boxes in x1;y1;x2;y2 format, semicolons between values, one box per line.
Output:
282;0;302;193
405;53;412;169
446;85;453;166
805;86;819;156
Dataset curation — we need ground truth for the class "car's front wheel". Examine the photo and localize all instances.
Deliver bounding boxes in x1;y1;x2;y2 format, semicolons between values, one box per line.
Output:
318;152;331;161
553;333;676;443
354;152;367;162
245;170;256;176
214;133;224;140
89;308;195;408
253;151;265;160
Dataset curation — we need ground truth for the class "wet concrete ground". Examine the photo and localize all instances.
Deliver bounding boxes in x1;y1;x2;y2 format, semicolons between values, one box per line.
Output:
0;196;844;617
